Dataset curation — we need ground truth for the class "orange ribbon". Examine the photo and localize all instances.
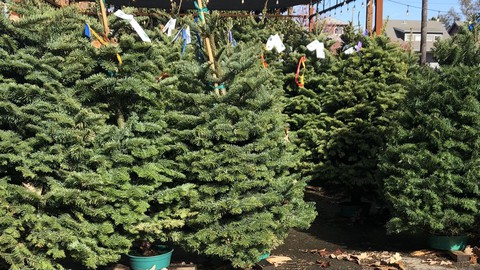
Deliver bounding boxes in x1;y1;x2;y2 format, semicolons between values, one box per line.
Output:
261;54;268;68
295;56;307;88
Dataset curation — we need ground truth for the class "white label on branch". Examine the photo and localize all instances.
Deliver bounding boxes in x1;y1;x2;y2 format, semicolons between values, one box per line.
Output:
344;47;355;55
162;18;177;37
266;35;276;51
114;9;151;42
307;40;325;59
185;26;192;44
266;34;285;53
306;39;320;51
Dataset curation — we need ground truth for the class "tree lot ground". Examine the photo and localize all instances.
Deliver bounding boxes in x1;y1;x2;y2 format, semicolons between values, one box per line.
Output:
163;190;480;270
4;187;479;270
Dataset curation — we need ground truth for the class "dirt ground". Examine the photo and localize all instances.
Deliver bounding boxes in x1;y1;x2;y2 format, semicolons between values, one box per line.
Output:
172;190;480;270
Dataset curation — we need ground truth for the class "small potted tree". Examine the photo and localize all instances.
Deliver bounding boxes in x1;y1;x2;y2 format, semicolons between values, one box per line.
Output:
381;65;480;251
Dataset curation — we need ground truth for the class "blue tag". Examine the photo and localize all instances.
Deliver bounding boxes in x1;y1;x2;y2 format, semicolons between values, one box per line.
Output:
84;23;91;38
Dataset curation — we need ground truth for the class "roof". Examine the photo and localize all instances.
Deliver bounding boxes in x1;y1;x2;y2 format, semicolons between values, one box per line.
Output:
384;20;450;52
101;0;320;10
319;17;349;26
448;21;463;35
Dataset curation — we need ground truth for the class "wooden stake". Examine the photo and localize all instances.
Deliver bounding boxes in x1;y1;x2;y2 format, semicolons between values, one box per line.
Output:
308;4;314;32
98;0;109;37
197;0;224;96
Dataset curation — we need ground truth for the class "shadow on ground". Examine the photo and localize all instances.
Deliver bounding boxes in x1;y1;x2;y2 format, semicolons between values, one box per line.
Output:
171;190;432;270
185;190;480;270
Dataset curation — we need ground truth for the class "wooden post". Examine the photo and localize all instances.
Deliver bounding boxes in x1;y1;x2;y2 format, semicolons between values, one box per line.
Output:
287;7;294;16
308;4;315;32
98;0;109;37
366;0;373;36
197;0;224;96
374;0;383;35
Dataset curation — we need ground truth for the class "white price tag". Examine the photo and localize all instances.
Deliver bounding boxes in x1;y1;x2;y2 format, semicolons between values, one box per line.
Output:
114;9;151;42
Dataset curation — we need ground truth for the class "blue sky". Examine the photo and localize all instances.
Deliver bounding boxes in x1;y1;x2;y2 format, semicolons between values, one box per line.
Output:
302;0;462;28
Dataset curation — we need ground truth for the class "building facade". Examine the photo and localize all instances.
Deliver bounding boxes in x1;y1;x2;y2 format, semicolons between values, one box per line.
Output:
384;20;450;65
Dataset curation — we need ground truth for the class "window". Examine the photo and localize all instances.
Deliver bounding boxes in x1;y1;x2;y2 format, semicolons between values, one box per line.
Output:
426;34;443;41
405;33;443;42
405;33;421;42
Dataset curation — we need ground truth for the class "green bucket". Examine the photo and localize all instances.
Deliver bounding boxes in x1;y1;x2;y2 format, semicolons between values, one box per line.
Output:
257;252;270;262
428;235;468;251
127;245;173;270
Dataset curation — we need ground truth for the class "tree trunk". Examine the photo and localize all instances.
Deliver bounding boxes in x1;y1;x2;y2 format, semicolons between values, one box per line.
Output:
116;107;126;129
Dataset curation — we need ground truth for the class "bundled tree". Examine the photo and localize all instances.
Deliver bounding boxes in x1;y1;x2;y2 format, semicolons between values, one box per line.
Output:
381;65;480;236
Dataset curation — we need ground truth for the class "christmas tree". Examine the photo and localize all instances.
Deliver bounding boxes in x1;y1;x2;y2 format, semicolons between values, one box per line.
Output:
0;3;133;269
205;14;340;184
382;65;480;236
312;30;415;200
163;17;316;267
75;4;194;249
383;19;480;235
432;24;480;66
0;2;188;269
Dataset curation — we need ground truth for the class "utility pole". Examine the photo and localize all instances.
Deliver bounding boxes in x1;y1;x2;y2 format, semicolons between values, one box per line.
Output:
366;0;373;35
420;0;428;65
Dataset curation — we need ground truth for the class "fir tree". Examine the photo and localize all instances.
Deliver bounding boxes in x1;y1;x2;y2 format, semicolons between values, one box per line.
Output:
433;25;480;66
382;65;480;236
313;32;415;200
0;2;186;269
209;14;340;183
0;3;133;269
75;8;194;244
164;31;316;267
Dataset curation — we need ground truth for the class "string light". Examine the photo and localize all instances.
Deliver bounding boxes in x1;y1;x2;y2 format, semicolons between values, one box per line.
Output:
276;0;279;4
361;1;364;8
387;0;449;15
241;0;244;3
406;5;409;16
